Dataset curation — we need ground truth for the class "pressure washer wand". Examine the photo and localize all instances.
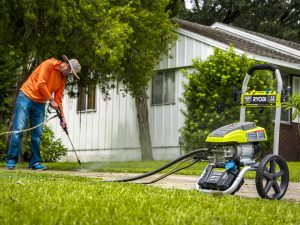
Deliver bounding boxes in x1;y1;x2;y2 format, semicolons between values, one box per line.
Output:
55;108;82;166
65;133;82;166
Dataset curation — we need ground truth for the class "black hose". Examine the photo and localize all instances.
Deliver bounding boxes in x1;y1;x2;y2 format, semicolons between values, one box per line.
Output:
102;148;210;183
140;158;201;184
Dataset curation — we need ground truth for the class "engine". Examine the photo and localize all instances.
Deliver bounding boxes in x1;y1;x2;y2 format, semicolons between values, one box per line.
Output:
205;122;265;164
209;142;261;165
198;122;265;191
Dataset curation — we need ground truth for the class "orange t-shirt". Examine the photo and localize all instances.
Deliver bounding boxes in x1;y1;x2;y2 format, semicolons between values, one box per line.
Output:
20;58;66;116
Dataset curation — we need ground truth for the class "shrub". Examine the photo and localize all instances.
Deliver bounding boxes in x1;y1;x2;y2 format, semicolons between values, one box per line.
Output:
282;93;300;136
25;125;68;162
0;123;8;161
180;46;275;153
40;126;68;162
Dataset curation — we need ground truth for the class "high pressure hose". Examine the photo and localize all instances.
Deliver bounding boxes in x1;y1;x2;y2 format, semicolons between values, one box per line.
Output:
102;148;211;183
0;114;58;136
139;157;201;184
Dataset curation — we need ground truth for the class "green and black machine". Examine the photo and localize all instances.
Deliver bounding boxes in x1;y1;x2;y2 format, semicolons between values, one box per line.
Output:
106;64;290;200
196;64;289;200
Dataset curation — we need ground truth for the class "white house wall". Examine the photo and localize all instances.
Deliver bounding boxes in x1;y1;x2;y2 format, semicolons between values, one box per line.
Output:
48;33;215;162
48;87;141;162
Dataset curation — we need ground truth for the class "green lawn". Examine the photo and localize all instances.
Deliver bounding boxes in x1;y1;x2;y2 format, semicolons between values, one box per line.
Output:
1;160;300;182
0;170;299;225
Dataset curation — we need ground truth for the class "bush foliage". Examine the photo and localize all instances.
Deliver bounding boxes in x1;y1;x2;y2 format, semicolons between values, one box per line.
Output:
40;126;68;162
282;92;300;135
181;47;275;153
0;123;8;161
25;126;68;162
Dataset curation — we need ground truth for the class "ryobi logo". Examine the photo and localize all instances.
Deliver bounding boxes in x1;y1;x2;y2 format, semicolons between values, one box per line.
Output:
253;96;266;102
243;94;276;105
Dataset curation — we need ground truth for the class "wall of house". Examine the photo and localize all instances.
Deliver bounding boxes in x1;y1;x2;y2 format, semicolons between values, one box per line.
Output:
48;33;215;162
148;33;214;155
48;87;141;162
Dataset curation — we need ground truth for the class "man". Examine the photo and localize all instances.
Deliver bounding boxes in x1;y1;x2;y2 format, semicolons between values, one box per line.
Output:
6;55;81;170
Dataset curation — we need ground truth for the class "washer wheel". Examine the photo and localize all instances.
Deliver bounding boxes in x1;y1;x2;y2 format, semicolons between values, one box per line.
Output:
255;154;289;200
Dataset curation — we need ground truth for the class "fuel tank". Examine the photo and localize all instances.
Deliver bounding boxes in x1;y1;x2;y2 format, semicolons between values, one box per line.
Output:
206;122;267;143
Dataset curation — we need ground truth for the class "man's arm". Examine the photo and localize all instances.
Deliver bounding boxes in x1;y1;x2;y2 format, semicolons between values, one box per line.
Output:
54;83;67;129
54;81;66;117
36;61;52;100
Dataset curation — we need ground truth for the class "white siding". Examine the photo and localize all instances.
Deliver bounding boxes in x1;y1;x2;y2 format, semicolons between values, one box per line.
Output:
186;37;194;63
160;52;169;70
48;87;141;162
177;35;186;67
169;44;177;68
48;33;223;162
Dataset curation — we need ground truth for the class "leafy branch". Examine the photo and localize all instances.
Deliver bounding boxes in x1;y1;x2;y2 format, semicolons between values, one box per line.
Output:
282;93;300;136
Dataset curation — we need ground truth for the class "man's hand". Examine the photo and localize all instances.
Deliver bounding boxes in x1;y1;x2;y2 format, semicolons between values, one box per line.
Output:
50;98;59;110
60;117;68;129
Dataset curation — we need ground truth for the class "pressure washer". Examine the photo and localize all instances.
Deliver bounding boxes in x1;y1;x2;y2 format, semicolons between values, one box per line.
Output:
105;64;290;200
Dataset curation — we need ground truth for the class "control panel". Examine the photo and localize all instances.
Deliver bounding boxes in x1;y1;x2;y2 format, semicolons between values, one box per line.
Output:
241;90;280;107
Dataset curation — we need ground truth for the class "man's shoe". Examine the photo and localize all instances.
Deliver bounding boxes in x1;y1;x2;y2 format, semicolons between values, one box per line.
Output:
6;160;16;170
30;163;47;170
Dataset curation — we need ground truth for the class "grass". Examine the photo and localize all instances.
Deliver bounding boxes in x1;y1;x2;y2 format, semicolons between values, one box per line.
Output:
1;160;300;182
0;169;300;225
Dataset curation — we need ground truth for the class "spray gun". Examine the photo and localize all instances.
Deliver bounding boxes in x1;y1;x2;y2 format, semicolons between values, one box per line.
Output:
54;107;82;166
55;107;68;134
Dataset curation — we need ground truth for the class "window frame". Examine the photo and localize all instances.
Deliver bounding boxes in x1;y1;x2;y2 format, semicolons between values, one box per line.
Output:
151;70;176;106
77;84;97;112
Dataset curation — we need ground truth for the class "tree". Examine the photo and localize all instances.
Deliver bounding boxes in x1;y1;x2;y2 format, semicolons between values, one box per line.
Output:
0;0;143;160
180;0;300;43
166;0;186;17
0;0;177;161
181;46;275;153
108;0;177;160
0;3;23;120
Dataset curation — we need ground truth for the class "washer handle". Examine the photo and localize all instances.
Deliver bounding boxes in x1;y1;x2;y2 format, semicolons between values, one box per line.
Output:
247;64;279;75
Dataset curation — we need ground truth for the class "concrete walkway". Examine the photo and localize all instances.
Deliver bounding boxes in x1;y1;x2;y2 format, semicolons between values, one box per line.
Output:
38;170;300;202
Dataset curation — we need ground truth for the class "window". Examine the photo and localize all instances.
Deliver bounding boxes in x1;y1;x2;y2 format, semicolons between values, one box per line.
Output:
293;76;300;94
77;84;96;111
152;70;175;105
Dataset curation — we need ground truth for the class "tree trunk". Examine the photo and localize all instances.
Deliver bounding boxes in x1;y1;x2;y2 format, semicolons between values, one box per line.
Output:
135;87;154;160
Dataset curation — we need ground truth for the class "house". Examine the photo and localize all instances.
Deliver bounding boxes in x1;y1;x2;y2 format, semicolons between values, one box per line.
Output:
48;18;300;162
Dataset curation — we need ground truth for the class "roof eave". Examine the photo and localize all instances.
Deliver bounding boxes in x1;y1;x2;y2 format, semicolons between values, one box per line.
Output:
211;22;300;59
175;28;300;71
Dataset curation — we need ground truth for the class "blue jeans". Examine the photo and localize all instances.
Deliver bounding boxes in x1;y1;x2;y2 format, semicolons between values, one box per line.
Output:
6;91;46;167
